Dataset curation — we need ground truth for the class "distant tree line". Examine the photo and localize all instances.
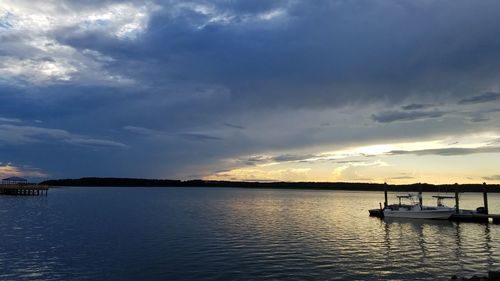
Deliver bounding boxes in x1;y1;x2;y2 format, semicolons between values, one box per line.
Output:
39;177;500;192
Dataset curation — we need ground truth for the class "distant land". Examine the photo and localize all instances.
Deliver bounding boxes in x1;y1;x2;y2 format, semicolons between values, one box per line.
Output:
40;177;500;192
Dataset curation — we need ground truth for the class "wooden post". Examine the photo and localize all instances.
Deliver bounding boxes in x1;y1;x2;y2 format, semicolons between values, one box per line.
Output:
483;182;489;215
384;183;388;207
455;191;460;214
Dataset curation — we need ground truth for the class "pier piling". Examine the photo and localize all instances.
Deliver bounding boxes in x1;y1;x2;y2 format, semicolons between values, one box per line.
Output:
384;183;388;207
483;183;489;215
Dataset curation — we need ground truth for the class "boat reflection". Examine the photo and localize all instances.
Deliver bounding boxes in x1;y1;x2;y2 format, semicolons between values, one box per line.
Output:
381;218;496;277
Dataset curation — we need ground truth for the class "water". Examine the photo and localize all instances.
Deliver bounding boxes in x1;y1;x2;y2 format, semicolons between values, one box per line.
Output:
0;187;499;280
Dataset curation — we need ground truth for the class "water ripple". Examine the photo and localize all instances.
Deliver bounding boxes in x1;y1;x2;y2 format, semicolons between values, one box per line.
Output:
0;188;499;280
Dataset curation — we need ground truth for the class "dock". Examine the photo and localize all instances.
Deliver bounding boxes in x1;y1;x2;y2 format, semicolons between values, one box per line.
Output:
370;183;500;224
0;184;49;196
450;213;500;224
370;208;500;224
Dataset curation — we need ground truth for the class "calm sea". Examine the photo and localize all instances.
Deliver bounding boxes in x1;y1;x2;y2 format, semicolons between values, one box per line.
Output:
0;187;498;280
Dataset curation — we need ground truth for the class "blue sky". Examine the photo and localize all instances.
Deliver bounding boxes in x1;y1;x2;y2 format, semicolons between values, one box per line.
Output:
1;0;500;183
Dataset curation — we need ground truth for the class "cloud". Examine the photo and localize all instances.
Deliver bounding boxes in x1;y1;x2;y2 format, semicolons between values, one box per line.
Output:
1;1;500;180
483;175;500;181
335;160;365;164
0;1;156;86
0;116;21;123
224;123;245;129
458;92;500;105
66;137;128;148
0;56;76;84
389;146;500;156
122;125;158;136
230;135;500;171
241;155;272;165
207;166;312;182
48;0;500;111
179;133;221;141
389;175;415;180
331;160;387;181
469;116;490;123
401;103;436;110
372;110;447;123
239;152;340;166
124;126;221;142
460;108;500;123
272;154;316;162
0;163;48;178
0;124;127;148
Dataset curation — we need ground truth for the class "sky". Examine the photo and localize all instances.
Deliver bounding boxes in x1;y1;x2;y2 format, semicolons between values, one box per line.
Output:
0;0;500;184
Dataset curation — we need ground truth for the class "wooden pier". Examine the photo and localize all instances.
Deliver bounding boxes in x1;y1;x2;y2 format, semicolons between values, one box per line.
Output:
369;208;500;224
0;184;49;196
370;185;500;224
450;213;500;224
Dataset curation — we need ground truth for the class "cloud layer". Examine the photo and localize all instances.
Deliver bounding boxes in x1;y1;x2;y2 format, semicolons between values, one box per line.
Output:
1;0;500;182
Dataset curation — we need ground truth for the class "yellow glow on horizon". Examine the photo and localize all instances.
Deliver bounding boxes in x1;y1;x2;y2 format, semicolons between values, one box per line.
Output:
205;132;500;184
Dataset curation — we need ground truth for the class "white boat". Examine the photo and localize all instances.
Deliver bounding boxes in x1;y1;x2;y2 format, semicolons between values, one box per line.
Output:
383;194;456;220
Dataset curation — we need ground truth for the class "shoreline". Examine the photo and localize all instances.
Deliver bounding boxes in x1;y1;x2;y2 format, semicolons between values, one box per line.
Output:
40;177;500;193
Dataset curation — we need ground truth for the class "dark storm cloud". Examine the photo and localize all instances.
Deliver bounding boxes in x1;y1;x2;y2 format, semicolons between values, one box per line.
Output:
458;92;500;105
54;0;500;110
401;104;435;110
372;111;447;123
3;0;500;179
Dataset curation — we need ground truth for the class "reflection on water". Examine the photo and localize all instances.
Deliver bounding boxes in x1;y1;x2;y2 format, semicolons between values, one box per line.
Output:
381;218;497;279
0;187;498;280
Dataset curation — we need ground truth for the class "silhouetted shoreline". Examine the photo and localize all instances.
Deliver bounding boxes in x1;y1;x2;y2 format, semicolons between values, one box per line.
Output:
40;177;500;192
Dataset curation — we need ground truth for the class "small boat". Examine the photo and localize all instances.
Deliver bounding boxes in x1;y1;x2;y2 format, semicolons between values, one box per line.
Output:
383;194;456;220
